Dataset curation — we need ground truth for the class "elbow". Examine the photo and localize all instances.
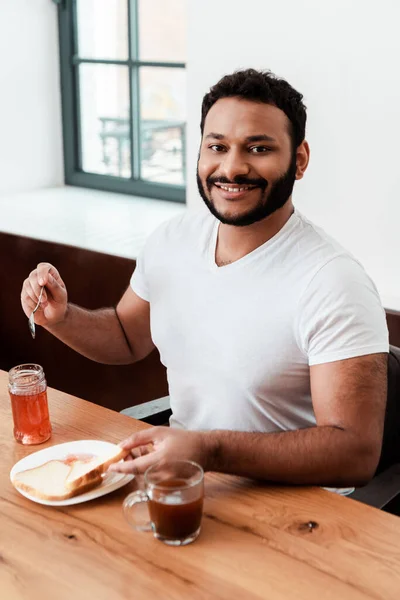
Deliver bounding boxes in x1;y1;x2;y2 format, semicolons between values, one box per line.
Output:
107;353;138;366
344;442;382;488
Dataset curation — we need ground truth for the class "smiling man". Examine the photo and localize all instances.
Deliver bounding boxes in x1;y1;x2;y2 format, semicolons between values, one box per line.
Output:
197;97;301;229
21;69;389;492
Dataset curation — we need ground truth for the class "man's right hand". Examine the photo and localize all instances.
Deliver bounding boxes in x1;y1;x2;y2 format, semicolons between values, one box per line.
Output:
21;262;68;328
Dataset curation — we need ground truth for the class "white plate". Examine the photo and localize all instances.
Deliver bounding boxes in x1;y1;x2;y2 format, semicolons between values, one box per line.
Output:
10;439;134;507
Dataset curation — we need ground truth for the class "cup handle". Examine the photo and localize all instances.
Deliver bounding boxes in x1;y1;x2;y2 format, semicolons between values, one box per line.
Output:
123;490;153;532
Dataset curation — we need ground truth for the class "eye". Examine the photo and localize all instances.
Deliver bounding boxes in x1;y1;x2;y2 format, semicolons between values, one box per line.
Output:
209;144;226;152
249;146;271;154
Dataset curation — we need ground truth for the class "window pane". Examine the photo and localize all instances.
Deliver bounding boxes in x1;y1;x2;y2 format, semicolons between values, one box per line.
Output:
138;0;187;62
140;67;186;186
79;64;131;178
77;0;128;60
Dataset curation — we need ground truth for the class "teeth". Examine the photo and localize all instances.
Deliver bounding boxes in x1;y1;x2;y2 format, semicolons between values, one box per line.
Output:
220;185;251;192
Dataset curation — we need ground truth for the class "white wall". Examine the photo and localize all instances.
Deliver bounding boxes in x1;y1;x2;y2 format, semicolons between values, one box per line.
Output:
0;0;63;195
187;0;400;306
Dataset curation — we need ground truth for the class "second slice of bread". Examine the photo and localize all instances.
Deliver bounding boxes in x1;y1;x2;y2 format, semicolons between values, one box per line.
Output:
64;445;129;493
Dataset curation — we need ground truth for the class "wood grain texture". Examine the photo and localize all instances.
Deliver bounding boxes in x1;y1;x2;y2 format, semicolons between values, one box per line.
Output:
1;370;400;600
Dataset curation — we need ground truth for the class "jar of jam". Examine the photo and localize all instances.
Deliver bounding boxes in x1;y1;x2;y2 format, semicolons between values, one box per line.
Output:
8;364;52;444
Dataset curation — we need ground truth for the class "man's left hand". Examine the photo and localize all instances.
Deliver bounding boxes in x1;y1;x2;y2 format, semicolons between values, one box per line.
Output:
108;427;211;475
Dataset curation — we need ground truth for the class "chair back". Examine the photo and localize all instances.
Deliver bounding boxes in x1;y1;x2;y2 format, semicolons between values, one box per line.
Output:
376;345;400;474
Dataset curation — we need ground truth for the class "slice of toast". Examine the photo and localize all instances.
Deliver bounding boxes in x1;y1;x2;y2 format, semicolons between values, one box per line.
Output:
64;445;129;493
12;459;103;501
12;445;129;501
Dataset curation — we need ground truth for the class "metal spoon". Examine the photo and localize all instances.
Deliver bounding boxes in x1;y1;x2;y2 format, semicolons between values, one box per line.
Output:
28;286;44;339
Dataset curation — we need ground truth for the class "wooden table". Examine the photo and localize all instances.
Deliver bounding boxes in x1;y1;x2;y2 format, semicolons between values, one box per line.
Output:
1;370;400;599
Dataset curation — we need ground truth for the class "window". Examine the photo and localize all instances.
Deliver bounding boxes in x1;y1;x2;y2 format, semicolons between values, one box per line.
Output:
57;0;186;202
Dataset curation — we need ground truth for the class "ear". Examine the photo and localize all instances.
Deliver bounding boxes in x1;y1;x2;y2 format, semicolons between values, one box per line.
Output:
295;141;310;180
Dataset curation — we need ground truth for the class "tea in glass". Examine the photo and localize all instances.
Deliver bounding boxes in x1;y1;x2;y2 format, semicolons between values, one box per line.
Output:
123;460;204;545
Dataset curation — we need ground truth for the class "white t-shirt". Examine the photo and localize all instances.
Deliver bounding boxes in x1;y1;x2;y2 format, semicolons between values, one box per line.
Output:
131;209;388;433
131;210;388;494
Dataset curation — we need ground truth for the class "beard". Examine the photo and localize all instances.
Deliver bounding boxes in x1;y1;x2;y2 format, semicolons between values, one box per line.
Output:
196;152;297;227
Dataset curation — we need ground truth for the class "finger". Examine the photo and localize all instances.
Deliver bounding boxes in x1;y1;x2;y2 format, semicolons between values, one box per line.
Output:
108;459;138;474
119;427;164;451
26;274;51;308
139;444;151;456
126;448;141;460
28;271;42;302
21;295;36;313
36;263;55;287
108;451;161;475
24;278;41;305
129;452;161;474
44;272;66;303
21;282;37;314
125;444;153;460
37;263;65;289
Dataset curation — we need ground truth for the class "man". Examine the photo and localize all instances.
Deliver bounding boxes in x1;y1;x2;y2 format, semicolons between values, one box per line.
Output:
21;69;388;491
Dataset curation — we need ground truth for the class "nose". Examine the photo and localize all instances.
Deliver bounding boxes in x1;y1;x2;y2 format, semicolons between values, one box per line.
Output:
220;148;251;181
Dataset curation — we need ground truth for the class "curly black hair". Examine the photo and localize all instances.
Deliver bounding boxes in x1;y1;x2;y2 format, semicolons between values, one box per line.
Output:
200;68;307;149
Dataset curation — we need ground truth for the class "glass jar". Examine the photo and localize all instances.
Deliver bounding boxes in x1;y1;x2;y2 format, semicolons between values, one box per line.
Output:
8;364;52;445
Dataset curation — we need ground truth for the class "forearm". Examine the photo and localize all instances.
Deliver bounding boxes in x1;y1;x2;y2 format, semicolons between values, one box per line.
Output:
205;426;379;487
45;303;135;365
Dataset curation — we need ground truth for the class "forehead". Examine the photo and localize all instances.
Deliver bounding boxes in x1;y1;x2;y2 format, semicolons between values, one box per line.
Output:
203;97;291;143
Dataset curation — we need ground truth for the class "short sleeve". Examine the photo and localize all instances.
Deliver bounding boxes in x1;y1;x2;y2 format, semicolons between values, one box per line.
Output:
130;249;150;302
296;255;389;366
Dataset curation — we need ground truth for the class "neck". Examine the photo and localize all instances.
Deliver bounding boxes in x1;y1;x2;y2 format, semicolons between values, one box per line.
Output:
215;200;294;266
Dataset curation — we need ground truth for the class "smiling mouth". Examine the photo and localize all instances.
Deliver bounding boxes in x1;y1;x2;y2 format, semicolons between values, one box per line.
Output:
214;183;258;194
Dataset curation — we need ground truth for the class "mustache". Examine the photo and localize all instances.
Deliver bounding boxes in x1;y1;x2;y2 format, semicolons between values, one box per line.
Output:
206;175;268;191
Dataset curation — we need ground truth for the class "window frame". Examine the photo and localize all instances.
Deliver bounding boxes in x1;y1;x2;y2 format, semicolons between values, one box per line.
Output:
56;0;186;203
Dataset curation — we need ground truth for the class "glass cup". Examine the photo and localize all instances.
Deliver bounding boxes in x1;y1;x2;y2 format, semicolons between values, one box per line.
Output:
8;364;52;445
123;460;204;546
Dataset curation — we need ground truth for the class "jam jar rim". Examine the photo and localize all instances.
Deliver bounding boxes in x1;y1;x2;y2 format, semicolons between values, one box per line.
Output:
8;364;46;388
